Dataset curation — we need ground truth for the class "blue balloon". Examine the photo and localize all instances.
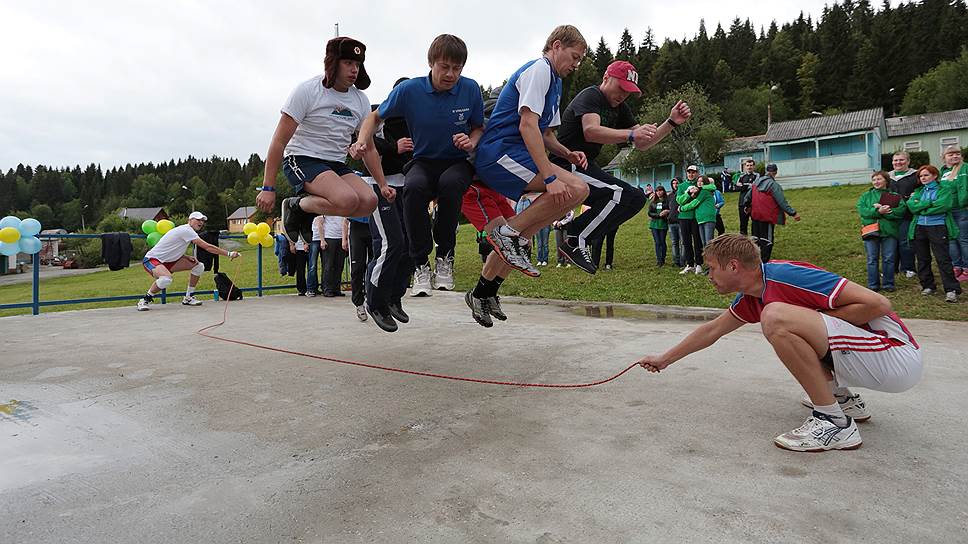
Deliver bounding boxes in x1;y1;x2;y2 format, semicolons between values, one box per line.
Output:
0;216;21;230
18;218;41;237
0;242;18;257
18;236;42;255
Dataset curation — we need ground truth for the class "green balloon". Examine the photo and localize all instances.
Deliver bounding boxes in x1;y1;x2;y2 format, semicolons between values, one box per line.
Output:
142;220;158;234
146;231;162;247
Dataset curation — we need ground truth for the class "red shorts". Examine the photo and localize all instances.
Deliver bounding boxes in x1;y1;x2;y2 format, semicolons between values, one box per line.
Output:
142;257;182;275
462;182;516;231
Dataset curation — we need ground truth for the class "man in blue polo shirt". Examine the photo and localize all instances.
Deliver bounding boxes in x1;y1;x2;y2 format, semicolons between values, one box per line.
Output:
352;34;484;298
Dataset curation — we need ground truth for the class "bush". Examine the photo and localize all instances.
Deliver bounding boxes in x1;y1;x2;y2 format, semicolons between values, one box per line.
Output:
62;237;103;269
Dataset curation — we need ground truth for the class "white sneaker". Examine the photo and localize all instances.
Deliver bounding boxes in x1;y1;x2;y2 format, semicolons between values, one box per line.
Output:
410;264;433;297
181;295;203;306
432;255;455;291
946;291;958;303
356;305;368;322
905;270;916;279
679;265;692;275
921;287;935;296
694;265;703;274
556;263;562;268
800;393;871;422
137;298;152;311
774;413;862;452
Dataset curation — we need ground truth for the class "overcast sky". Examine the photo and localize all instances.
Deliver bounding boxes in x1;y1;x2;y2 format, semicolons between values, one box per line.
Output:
1;0;890;171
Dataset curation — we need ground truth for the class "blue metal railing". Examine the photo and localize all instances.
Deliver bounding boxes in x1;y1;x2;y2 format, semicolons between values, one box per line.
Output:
0;233;297;315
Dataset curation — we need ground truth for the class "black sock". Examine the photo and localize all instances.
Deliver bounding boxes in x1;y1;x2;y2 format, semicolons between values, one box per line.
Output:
490;276;505;298
473;276;501;299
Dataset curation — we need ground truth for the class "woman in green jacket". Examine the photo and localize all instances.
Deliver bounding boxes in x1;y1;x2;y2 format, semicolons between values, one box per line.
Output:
939;144;968;280
908;165;961;302
647;185;671;266
679;176;718;249
856;171;907;291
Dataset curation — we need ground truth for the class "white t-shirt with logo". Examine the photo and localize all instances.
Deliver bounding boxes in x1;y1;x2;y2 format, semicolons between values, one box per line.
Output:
282;75;370;162
322;215;344;239
145;224;199;263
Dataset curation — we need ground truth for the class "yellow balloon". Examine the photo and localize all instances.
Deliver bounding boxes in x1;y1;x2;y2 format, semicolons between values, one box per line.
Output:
256;222;270;237
156;219;175;234
242;222;257;235
0;227;20;244
259;234;274;248
247;231;262;246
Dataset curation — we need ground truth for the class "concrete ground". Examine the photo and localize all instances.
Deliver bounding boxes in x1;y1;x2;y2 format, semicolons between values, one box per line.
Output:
1;292;966;543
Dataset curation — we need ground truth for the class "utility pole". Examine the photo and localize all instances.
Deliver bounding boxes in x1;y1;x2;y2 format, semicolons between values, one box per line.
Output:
334;23;339;37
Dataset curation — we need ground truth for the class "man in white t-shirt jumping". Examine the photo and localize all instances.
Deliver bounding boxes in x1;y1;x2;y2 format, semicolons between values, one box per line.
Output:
137;211;240;311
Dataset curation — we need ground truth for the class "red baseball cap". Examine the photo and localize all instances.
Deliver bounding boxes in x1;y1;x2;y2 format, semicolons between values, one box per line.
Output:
605;61;641;94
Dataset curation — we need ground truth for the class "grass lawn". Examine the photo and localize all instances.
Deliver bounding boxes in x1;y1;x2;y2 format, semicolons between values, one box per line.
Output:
1;185;966;320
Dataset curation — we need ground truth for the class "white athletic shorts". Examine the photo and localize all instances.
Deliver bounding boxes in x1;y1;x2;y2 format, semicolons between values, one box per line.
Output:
821;313;922;393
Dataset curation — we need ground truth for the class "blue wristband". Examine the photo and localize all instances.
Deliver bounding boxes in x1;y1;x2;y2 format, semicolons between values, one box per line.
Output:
627;130;635;143
544;175;557;185
258;186;276;192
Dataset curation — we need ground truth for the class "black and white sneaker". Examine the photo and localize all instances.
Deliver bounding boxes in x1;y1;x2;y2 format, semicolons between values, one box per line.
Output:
465;291;493;328
557;243;597;274
280;196;305;244
486;227;540;277
388;301;410;324
367;306;398;333
487;295;507;321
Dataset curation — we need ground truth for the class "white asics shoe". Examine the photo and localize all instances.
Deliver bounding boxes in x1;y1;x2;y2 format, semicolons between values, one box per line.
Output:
137;298;152;311
694;265;703;274
905;270;916;279
181;295;203;306
679;265;692;275
800;393;871;422
356;305;368;322
410;264;433;297
433;255;455;290
774;412;862;452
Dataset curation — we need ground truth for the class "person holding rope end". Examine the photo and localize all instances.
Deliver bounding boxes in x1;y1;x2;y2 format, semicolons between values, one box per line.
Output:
137;212;240;311
637;234;922;452
256;37;378;244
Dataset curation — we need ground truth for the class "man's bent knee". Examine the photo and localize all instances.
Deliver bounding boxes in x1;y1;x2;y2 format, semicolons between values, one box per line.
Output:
156;276;173;289
191;261;204;276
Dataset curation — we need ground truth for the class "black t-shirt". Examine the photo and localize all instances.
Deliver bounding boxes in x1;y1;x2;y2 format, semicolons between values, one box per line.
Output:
556;86;636;161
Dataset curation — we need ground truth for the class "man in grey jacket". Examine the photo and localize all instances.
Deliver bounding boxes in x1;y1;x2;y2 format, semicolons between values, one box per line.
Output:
742;164;800;262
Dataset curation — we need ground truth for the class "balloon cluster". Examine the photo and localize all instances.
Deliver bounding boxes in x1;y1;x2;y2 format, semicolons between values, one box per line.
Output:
243;222;274;248
0;216;43;257
141;219;175;247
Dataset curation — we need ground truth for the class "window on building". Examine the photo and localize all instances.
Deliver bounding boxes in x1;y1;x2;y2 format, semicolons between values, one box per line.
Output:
818;134;866;157
770;141;817;161
941;136;960;153
903;140;921;152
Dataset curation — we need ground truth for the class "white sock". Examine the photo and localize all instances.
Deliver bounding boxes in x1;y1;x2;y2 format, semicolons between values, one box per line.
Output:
497;224;520;237
186;286;195;296
813;402;849;427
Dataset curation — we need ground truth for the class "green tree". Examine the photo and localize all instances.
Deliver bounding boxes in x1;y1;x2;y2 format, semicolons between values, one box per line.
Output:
593;37;613;77
722;86;793;136
797;52;820;116
124;173;167;207
30;203;55;227
616;29;636;61
624;83;733;174
900;49;968;115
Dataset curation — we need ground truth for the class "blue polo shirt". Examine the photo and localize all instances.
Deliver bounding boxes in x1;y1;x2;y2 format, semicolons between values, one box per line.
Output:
377;75;484;161
476;57;562;166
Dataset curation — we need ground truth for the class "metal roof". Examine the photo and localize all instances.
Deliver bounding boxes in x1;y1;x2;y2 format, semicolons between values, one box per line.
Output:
722;134;766;154
886;108;968;137
603;147;632;171
118;207;165;220
765;108;884;142
227;206;257;220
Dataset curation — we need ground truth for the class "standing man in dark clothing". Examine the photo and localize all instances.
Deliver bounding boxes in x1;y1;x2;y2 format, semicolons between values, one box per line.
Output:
735;159;758;236
888;151;920;278
553;60;692;273
743;163;800;262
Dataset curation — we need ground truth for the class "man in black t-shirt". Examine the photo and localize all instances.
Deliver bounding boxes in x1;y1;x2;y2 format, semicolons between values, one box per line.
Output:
553;60;691;273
